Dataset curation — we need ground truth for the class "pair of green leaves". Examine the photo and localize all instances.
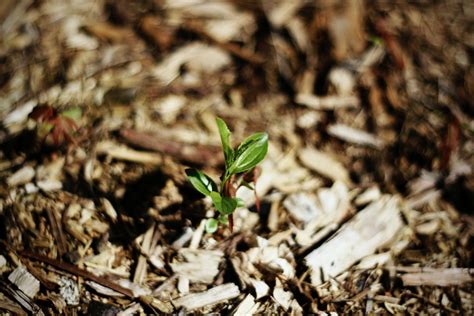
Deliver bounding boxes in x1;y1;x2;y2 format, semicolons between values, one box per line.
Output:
185;168;240;214
216;118;268;180
186;117;268;233
185;168;241;233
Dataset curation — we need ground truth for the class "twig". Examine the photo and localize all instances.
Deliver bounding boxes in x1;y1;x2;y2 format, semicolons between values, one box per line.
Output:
19;251;134;298
120;128;223;166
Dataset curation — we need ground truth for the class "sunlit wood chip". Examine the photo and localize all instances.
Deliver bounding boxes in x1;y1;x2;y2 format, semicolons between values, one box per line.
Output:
170;249;223;284
173;283;240;311
305;195;403;285
234;294;259;315
8;267;40;299
273;286;293;311
7;166;35;187
401;268;474;287
327;124;384;148
296;94;359;110
152;43;231;84
250;279;270;299
299;147;351;186
96;141;162;165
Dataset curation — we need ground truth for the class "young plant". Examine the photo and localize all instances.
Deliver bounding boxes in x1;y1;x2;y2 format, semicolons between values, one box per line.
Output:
29;105;82;146
186;117;268;233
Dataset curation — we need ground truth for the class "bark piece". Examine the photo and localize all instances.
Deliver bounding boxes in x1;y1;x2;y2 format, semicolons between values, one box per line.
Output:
173;283;240;311
305;195;403;285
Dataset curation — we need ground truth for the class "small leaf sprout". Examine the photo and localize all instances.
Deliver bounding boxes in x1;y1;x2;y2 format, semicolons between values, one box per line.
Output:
186;117;268;233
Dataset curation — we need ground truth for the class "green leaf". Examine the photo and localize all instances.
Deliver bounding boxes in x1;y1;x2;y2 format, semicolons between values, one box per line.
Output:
228;132;268;175
215;117;234;169
185;169;217;196
205;218;218;233
218;214;228;224
61;108;82;121
210;192;237;215
235;197;245;208
209;191;222;210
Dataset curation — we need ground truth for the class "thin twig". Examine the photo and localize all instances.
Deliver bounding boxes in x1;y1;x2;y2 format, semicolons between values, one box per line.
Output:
19;251;134;298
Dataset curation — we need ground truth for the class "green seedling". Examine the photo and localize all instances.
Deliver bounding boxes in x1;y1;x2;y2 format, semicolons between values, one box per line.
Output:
186;117;268;233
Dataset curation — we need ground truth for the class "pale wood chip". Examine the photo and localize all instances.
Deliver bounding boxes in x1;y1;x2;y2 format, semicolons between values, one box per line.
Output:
266;0;304;28
295;94;359;110
273;286;293;311
133;224;155;285
306;196;403;285
96;141;162;164
7;166;35;187
8;266;40;299
170;249;223;284
299;147;352;186
327;124;384;148
234;294;259;315
151;43;231;84
250;278;270;299
173;283;240;311
401;268;474;287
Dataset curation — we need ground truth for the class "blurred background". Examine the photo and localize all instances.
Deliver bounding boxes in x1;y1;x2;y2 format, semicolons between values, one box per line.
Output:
0;0;473;314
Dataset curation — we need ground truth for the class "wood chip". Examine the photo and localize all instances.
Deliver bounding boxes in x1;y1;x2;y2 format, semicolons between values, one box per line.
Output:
96;141;162;165
172;283;240;311
327;124;384;148
151;42;231;84
250;278;270;299
299;147;352;186
170;249;223;284
8;267;40;299
295;94;359;110
7;166;35;187
401;268;474;287
234;294;259;315
305;195;403;285
273;284;293;311
58;277;80;305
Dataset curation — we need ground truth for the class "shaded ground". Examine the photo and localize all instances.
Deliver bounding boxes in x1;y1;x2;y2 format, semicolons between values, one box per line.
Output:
0;0;473;314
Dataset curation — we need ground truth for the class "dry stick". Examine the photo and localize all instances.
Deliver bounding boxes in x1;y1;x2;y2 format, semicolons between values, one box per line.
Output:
120;128;223;166
19;251;134;298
